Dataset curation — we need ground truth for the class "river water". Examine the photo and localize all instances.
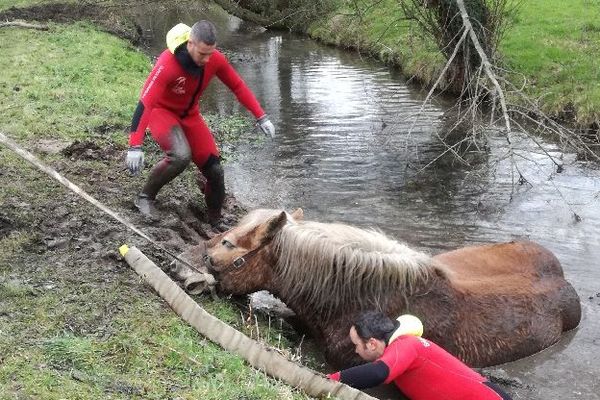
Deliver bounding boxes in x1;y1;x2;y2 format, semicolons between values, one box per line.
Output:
136;3;600;399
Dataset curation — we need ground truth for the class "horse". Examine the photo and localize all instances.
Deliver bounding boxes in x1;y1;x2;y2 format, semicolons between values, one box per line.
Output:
194;208;581;368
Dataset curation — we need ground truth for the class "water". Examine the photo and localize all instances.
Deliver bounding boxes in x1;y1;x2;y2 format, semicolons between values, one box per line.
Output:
135;3;600;398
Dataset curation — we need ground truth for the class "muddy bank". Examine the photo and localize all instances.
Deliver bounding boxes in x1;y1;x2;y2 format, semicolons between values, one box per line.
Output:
1;137;243;304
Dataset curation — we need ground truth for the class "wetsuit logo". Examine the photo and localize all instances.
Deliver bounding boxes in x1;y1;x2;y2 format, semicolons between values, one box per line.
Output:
172;76;186;95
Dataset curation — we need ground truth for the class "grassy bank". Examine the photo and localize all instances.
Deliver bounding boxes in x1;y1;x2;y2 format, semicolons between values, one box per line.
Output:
0;21;311;400
307;0;600;127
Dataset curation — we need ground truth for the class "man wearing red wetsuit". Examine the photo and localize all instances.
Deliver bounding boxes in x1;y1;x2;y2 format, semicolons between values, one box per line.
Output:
327;311;513;400
125;20;274;227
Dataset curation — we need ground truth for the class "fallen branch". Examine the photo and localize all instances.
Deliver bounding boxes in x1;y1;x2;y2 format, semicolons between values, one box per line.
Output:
0;20;49;30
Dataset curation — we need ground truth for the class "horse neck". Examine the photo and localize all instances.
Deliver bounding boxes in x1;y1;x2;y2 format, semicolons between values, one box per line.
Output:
267;262;428;323
268;256;457;337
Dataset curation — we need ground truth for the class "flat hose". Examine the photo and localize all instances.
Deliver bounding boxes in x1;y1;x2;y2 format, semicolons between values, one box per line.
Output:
120;244;377;400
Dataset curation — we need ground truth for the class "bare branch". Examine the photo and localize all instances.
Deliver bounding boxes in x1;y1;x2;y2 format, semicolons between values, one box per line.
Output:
0;20;49;30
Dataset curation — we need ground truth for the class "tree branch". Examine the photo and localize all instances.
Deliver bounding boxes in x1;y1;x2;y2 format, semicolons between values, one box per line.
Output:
0;20;49;30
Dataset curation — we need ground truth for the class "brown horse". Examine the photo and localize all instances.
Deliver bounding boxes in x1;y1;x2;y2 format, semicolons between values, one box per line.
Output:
197;208;581;369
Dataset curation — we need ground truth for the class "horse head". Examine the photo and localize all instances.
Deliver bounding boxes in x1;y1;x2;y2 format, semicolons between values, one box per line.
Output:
204;208;304;294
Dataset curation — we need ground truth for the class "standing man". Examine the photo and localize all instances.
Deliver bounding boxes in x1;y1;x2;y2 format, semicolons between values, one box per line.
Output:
125;21;275;228
327;311;513;400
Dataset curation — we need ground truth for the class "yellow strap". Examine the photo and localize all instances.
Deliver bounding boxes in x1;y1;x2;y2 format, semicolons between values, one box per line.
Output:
167;23;191;53
388;314;424;344
119;244;130;257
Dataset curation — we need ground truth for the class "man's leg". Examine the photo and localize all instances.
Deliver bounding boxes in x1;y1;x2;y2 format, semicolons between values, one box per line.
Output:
182;115;226;229
137;109;191;218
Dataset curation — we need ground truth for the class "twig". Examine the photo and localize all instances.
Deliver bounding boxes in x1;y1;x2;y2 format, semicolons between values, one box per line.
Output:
383;26;469;147
0;21;49;30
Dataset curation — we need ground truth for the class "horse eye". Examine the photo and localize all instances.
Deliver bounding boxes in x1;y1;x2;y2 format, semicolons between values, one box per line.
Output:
221;239;235;249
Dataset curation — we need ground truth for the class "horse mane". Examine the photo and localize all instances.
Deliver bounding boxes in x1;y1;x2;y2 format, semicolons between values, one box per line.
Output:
272;220;436;317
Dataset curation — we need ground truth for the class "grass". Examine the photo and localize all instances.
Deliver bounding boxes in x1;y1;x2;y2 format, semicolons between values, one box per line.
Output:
0;17;313;400
0;288;311;399
308;0;445;85
0;0;66;11
499;0;600;124
308;0;600;126
0;22;147;142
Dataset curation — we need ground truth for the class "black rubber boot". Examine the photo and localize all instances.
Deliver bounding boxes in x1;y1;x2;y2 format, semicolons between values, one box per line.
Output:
206;207;230;233
201;155;225;210
201;155;228;232
134;193;159;221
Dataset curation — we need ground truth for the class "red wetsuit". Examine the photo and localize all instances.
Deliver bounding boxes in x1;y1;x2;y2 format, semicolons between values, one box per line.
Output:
329;335;508;400
380;336;501;399
129;47;265;167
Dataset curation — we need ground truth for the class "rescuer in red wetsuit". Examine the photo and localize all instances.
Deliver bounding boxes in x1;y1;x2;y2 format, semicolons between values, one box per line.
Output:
125;20;274;228
327;311;513;400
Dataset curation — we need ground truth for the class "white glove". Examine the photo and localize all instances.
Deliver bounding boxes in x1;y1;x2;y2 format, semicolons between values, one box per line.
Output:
257;115;275;138
126;146;144;175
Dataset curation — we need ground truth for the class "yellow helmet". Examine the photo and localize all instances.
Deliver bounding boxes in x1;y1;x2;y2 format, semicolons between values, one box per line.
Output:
389;314;424;343
166;23;191;53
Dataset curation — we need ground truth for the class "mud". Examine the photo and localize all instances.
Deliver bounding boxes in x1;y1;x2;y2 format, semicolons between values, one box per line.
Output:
60;140;123;162
0;212;18;239
1;136;242;282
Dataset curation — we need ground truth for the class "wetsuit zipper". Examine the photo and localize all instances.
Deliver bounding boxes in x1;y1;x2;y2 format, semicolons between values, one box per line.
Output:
181;71;204;119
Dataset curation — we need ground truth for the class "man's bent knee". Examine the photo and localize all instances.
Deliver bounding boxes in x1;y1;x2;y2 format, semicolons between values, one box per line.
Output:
166;127;192;169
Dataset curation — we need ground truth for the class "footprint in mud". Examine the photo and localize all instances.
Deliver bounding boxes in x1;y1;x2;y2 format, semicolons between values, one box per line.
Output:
61;140;124;162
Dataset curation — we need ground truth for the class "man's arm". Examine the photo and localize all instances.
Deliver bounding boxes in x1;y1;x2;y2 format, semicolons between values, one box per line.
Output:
126;57;171;174
129;62;169;146
327;361;390;389
213;52;265;119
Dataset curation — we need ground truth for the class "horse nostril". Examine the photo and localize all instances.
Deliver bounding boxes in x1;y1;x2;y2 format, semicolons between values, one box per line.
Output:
203;254;214;271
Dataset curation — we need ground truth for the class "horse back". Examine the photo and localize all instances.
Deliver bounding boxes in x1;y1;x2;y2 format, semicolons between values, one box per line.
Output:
433;240;581;331
432;241;566;294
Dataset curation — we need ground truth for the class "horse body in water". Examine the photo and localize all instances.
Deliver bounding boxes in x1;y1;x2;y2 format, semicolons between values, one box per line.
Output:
200;208;581;368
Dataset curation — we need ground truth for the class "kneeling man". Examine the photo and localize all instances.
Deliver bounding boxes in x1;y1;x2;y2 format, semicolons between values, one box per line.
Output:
327;311;512;400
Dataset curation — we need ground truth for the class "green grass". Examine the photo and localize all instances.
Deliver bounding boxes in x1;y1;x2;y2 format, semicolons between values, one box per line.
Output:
499;0;600;124
0;253;313;399
308;0;444;84
0;22;148;142
0;289;311;399
309;0;600;126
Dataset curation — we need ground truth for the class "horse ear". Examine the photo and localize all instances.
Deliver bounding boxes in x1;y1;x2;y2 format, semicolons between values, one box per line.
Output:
259;211;288;243
291;208;304;220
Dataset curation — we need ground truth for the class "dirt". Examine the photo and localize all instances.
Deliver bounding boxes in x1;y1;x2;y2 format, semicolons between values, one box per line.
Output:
0;212;18;239
1;136;242;279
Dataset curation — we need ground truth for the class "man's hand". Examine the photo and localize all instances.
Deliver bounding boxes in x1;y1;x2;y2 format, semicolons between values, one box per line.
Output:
257;115;275;138
126;145;144;175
